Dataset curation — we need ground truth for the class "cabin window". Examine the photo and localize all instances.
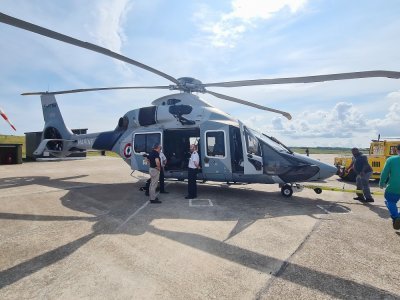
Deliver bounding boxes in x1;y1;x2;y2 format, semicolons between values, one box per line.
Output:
206;131;226;158
134;133;161;153
244;127;261;156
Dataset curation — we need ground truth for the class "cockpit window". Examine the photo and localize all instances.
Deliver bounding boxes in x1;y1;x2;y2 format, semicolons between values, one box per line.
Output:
248;128;291;153
244;127;261;156
167;98;181;105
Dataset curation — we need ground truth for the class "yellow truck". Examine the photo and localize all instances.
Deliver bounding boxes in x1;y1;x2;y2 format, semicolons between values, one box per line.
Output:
334;139;400;181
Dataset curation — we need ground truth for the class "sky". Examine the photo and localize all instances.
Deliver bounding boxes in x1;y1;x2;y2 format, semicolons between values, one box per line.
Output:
1;0;400;147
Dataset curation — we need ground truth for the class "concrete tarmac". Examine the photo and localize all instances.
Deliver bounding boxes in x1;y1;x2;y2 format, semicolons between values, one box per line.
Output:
0;155;399;299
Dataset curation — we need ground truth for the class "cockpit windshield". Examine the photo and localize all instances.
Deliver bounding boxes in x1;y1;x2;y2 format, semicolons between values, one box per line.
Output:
247;128;292;154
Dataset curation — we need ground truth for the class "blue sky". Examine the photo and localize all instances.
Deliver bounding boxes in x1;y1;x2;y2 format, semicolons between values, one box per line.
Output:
1;0;399;147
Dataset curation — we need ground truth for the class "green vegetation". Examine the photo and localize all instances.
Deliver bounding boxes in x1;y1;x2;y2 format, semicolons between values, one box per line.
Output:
288;147;368;155
87;151;119;157
291;147;349;155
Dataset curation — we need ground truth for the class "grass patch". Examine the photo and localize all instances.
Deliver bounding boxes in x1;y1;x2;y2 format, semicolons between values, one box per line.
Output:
87;151;119;157
291;147;368;155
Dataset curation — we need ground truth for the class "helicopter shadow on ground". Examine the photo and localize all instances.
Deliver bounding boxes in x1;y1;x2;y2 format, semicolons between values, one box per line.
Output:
0;175;90;190
0;176;397;298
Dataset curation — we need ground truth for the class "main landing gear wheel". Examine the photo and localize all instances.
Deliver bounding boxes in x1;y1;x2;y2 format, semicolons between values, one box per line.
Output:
281;184;293;197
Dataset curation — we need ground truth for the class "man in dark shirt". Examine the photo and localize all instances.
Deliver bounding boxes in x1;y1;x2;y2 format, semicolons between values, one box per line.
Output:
144;146;168;196
350;148;374;202
148;143;162;204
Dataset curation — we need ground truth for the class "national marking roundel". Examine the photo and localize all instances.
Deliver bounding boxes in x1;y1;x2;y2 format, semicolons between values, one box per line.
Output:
123;143;132;158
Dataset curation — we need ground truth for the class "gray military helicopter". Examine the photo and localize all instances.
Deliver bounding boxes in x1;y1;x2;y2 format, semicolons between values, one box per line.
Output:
2;12;400;197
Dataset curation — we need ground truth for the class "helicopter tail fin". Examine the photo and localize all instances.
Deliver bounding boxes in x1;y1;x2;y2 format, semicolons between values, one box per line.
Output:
35;94;75;156
41;94;73;139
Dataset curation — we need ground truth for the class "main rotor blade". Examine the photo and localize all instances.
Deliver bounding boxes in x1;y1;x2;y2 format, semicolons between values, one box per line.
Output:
203;71;400;88
0;13;179;85
21;85;171;96
206;90;292;120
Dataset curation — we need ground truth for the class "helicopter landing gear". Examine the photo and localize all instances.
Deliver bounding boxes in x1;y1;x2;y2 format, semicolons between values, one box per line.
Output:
314;187;322;194
280;183;304;197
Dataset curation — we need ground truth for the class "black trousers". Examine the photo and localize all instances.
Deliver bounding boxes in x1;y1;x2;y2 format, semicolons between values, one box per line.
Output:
159;168;165;192
188;168;197;198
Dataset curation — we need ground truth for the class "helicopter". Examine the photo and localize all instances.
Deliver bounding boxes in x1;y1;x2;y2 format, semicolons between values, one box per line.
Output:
1;12;400;197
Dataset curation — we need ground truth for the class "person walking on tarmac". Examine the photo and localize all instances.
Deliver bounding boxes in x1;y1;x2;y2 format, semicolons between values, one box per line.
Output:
348;148;374;202
148;143;162;204
379;144;400;229
185;144;200;199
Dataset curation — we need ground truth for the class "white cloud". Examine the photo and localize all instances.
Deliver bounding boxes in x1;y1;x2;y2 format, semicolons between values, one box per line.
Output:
242;100;400;147
372;102;400;137
199;0;308;47
92;0;132;53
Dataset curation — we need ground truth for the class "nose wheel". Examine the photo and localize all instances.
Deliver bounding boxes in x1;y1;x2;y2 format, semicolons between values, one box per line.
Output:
281;184;293;197
280;183;304;197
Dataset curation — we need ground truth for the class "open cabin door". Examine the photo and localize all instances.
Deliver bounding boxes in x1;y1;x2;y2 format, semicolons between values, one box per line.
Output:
200;124;232;180
239;121;263;175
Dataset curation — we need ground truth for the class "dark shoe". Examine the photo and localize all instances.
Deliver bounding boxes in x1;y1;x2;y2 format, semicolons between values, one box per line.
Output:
150;198;162;204
353;196;365;201
393;218;400;230
364;198;374;203
160;191;169;194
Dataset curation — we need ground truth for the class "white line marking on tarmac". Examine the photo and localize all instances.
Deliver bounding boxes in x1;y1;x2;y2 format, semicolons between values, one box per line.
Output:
189;199;213;207
317;204;352;214
117;200;150;230
317;205;330;214
118;182;171;229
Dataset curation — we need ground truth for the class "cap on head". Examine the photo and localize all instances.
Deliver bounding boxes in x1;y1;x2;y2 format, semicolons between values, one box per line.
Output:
351;147;359;154
153;143;160;149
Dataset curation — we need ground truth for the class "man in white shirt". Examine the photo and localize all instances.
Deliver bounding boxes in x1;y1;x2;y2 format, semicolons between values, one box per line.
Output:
159;147;168;193
185;144;200;199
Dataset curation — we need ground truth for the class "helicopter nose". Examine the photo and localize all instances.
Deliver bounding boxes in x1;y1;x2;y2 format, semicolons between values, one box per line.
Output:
291;153;337;181
316;162;338;180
